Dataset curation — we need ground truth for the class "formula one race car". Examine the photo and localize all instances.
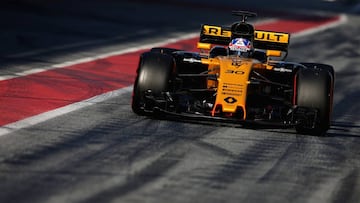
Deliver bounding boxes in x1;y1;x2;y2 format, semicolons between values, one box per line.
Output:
132;11;334;135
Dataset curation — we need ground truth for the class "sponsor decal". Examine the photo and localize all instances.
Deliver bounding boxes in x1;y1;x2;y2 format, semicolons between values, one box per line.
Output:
224;97;237;104
231;58;246;67
254;30;289;43
202;25;231;38
273;67;293;73
225;69;245;75
202;25;289;44
183;58;202;63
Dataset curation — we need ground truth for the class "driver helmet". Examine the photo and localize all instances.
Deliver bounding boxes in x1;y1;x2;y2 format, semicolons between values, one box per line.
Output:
228;38;253;56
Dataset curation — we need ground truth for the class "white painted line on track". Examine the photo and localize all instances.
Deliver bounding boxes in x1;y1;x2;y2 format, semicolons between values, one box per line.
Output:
0;15;348;137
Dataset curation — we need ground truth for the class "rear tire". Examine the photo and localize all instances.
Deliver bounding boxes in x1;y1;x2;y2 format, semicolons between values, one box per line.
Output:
132;52;174;115
294;64;334;135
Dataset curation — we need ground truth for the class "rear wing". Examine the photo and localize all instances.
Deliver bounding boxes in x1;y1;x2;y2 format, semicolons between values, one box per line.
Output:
199;25;290;52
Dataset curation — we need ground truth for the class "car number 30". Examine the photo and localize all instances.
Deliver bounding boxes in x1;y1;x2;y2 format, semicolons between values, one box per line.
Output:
225;70;245;74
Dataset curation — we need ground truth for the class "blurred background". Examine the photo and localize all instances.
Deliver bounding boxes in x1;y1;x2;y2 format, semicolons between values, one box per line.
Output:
0;0;358;57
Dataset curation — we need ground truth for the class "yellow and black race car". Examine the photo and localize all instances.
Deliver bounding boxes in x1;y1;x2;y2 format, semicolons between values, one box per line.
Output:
132;11;334;136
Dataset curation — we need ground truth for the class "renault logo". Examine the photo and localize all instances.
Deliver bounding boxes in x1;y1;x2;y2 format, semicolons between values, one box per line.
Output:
224;97;237;104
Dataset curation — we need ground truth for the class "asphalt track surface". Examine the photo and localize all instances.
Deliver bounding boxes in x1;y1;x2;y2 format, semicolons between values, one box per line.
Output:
0;0;360;203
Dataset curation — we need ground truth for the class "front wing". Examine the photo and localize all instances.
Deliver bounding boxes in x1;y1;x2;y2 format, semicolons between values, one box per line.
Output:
149;107;311;129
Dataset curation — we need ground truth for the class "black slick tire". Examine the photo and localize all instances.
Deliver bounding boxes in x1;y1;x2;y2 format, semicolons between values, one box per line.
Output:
294;64;334;135
132;52;174;115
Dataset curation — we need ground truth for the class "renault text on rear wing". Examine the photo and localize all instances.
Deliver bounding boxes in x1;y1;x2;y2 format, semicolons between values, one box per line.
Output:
199;25;290;51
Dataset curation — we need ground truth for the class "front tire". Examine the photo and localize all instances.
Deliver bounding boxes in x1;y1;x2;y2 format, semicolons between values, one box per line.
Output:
132;52;175;115
294;64;334;135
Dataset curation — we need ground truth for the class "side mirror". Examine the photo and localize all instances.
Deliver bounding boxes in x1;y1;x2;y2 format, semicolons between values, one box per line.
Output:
197;42;211;50
197;42;212;57
266;50;282;57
